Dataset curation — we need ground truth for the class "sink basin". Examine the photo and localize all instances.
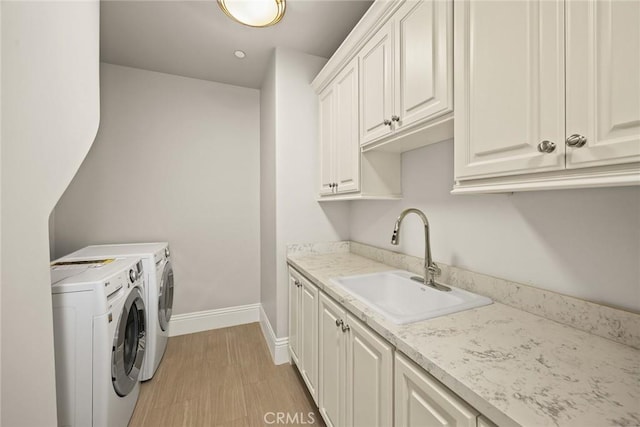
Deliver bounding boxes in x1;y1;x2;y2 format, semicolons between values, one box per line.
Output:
330;270;492;325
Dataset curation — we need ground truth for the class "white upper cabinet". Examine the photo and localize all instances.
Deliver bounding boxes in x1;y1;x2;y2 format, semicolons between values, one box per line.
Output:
454;0;566;180
359;0;454;151
454;0;640;193
565;0;640;169
394;0;453;131
334;59;361;194
313;0;453;197
359;22;395;145
318;58;360;196
318;56;402;201
319;85;336;196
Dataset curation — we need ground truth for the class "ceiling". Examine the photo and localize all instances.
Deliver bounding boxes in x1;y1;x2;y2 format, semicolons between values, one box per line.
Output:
100;0;373;89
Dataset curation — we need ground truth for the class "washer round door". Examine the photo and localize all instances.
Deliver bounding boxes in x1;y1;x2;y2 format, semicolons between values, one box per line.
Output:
158;260;174;332
112;287;146;397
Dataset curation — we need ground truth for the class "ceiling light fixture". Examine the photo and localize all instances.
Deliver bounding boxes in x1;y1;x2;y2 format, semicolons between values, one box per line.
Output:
234;50;246;59
217;0;286;28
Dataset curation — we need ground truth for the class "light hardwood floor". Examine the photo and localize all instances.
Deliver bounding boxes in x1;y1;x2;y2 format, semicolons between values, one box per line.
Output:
130;323;325;427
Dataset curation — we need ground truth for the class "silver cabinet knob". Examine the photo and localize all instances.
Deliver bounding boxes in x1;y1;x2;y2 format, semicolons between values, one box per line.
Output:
383;119;392;126
566;134;587;148
391;115;400;122
335;318;343;327
341;324;350;333
537;140;556;153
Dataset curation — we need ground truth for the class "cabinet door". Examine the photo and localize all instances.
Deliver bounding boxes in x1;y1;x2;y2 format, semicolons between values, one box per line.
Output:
288;271;300;364
454;0;565;180
334;58;360;194
395;353;478;427
394;0;452;129
345;314;393;427
566;0;640;169
299;277;318;403
360;22;394;145
318;293;345;427
319;85;335;195
478;415;498;427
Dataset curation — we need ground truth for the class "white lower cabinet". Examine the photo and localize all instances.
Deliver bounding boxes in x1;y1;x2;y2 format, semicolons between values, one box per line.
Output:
395;352;479;427
477;415;498;427
345;312;393;427
318;292;345;427
294;269;494;427
318;292;393;427
288;268;318;403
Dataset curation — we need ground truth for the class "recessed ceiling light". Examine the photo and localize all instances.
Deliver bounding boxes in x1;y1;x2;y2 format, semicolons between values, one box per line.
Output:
218;0;286;28
234;50;246;59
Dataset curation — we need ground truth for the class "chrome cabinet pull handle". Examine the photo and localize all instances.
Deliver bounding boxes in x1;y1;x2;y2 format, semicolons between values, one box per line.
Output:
335;319;343;328
391;115;400;122
341;324;350;333
537;140;556;153
383;119;392;126
566;134;587;148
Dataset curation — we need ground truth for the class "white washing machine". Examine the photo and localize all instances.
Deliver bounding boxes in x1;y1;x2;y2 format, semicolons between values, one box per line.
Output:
50;257;146;427
60;242;173;381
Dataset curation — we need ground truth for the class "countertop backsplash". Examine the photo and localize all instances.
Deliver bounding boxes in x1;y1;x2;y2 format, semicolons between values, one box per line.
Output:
287;240;640;349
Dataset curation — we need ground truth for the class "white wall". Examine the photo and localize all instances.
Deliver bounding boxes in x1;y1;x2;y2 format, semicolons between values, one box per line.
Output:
260;52;278;328
1;1;100;425
261;48;350;338
53;63;261;315
350;141;640;312
0;3;3;419
48;211;55;259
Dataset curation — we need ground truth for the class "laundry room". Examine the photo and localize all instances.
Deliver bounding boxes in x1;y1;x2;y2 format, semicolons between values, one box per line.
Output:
1;0;639;426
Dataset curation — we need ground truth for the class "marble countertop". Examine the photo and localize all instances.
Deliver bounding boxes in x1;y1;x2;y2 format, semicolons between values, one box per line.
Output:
287;251;640;427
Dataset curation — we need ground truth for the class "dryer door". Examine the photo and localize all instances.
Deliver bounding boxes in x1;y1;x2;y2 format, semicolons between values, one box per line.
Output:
158;260;174;332
112;287;146;397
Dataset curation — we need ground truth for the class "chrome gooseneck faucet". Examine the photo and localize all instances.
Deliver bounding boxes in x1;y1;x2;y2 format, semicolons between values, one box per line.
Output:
391;208;450;292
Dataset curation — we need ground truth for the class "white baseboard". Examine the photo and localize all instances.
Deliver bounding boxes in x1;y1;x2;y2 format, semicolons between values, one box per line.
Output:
169;303;260;337
259;305;290;365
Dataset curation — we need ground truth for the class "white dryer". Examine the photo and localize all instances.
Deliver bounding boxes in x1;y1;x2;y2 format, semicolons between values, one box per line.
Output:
50;257;146;427
60;242;173;381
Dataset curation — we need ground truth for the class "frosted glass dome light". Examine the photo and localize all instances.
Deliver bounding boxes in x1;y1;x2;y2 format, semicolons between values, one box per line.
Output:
218;0;286;28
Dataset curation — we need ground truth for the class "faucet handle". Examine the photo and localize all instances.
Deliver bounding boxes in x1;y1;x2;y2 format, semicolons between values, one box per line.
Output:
429;263;442;277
